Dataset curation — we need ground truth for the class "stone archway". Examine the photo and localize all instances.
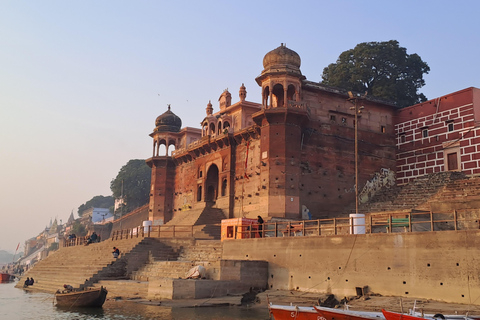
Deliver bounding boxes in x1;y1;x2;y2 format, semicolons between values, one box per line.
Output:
205;164;219;202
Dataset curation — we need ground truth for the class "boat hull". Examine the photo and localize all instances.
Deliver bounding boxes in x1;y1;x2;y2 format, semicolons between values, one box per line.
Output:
269;304;321;320
0;273;14;282
269;304;384;320
55;287;108;308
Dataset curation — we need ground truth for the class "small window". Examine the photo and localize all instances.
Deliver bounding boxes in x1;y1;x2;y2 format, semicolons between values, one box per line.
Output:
330;115;336;122
448;122;454;132
422;128;428;138
381;125;386;133
341;117;347;124
400;133;406;143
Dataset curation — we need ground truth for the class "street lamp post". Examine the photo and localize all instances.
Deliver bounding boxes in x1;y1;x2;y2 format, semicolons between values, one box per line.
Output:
347;91;366;214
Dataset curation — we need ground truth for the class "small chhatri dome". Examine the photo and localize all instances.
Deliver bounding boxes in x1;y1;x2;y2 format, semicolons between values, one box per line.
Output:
239;83;247;102
206;100;213;116
263;43;301;70
155;105;182;132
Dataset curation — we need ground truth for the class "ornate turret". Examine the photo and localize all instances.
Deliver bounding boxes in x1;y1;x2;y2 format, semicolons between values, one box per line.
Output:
239;83;247;102
206;100;213;116
219;89;232;110
255;44;305;109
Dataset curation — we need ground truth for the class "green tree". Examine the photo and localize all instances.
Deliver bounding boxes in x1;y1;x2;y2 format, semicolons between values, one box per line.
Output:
78;195;114;217
71;220;87;237
322;40;430;108
110;159;151;216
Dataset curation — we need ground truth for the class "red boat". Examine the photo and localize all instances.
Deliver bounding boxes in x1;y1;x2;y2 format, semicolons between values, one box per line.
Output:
268;304;321;320
269;304;384;320
0;273;14;282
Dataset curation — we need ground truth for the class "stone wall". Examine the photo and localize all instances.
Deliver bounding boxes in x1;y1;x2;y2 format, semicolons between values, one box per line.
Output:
147;260;268;300
221;230;480;305
111;204;149;234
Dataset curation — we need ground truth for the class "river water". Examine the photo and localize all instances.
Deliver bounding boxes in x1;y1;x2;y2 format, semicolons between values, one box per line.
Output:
0;281;270;320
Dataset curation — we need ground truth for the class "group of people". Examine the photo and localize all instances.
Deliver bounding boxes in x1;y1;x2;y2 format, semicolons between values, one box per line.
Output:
85;232;99;245
23;277;34;287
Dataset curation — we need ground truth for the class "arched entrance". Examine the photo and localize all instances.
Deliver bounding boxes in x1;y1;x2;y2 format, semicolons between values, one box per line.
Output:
205;164;219;202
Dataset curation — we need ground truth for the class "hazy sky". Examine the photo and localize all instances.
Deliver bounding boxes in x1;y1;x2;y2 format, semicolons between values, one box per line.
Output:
1;1;479;252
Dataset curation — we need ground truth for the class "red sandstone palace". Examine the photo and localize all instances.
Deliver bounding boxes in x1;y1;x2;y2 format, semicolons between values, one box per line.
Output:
143;45;480;225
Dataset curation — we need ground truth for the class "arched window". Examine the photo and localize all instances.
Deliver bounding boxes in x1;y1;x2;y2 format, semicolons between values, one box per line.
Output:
206;164;219;202
209;123;215;135
272;84;284;108
217;121;222;135
287;84;296;103
263;86;270;107
223;121;230;134
202;123;208;137
167;140;176;156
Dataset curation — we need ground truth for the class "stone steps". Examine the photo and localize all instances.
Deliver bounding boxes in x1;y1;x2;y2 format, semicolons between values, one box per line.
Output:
16;237;146;293
359;172;479;213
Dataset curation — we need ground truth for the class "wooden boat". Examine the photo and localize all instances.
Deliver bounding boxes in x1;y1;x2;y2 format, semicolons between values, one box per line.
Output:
55;286;108;308
269;304;384;320
269;303;480;320
382;309;480;320
0;273;14;282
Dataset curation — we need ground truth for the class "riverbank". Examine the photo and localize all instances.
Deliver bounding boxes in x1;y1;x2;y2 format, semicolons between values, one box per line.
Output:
108;288;480;316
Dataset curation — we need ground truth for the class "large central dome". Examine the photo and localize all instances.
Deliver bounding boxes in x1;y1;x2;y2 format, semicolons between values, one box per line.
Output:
154;106;182;133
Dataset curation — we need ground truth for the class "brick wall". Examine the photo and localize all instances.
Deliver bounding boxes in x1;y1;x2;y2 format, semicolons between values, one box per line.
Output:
396;88;480;184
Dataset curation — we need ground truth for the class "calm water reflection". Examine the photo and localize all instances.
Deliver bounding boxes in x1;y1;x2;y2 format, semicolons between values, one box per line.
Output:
0;281;270;319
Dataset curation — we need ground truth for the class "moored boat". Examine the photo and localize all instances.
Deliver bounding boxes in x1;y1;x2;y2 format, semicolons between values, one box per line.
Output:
268;304;320;320
0;273;14;282
269;304;384;320
55;286;108;308
314;305;384;320
382;309;480;320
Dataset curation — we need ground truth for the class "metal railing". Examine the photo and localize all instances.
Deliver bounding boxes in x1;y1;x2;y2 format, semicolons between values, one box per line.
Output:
110;225;195;240
235;210;480;238
63;210;480;246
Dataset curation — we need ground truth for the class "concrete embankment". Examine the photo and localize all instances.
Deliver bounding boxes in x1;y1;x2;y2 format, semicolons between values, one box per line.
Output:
222;229;480;305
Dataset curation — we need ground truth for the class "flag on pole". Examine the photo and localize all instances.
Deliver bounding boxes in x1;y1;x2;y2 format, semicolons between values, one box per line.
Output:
15;242;20;253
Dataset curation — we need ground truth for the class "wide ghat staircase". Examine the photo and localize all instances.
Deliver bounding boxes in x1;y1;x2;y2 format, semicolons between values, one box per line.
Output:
93;239;223;298
359;172;480;213
15;237;179;294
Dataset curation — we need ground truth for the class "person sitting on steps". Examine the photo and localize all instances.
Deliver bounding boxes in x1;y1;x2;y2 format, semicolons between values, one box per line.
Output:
112;247;120;258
